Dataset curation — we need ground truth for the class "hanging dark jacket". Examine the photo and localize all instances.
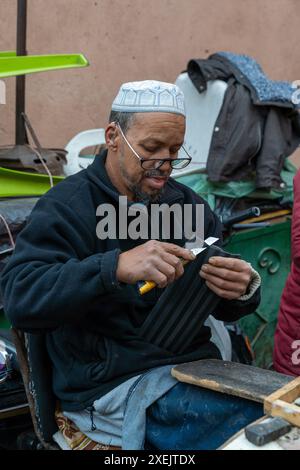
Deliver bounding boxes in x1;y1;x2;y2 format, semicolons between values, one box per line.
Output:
1;150;260;411
187;53;300;189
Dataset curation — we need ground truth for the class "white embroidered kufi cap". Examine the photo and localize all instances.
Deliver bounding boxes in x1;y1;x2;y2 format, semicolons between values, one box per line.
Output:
111;80;186;116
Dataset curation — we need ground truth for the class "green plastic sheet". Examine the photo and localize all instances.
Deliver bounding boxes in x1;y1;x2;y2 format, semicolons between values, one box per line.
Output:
175;159;297;210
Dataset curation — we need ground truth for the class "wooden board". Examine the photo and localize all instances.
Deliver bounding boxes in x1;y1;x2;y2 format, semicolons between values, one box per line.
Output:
264;377;300;427
171;360;293;403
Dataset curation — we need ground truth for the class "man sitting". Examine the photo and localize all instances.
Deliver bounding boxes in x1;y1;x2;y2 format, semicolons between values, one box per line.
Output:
1;80;262;450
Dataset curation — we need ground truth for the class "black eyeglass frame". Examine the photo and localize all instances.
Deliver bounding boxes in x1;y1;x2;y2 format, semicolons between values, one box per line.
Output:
116;122;192;170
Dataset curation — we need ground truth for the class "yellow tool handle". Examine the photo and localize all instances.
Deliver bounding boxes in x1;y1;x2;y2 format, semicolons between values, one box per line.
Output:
139;281;157;295
138;258;190;295
240;209;291;225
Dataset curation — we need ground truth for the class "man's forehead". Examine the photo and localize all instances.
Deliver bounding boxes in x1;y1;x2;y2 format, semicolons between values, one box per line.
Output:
130;112;186;139
133;111;185;126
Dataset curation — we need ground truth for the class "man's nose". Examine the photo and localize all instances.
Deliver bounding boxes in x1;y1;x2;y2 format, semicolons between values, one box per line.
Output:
159;160;173;172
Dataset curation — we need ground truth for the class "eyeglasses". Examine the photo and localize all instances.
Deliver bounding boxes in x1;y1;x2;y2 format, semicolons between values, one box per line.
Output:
116;122;192;170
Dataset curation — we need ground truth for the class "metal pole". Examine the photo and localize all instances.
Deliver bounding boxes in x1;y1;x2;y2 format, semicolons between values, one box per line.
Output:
15;0;27;145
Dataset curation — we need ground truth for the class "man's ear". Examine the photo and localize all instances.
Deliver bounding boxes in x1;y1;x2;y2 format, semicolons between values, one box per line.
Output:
105;124;118;151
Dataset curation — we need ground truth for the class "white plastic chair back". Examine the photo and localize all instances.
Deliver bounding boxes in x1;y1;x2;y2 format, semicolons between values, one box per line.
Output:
64;129;105;176
174;73;228;176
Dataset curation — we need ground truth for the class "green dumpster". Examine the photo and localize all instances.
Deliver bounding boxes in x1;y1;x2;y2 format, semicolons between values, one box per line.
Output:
175;159;295;369
224;219;291;369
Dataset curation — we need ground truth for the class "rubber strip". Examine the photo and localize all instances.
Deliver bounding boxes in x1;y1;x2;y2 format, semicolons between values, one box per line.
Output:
139;245;240;353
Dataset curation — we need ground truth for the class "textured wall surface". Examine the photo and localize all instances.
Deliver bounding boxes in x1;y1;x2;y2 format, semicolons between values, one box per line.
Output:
0;0;299;164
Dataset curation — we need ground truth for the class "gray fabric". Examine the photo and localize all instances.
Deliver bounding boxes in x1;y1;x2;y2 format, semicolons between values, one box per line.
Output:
122;365;177;450
218;52;298;107
63;374;141;447
204;317;232;361
63;365;177;450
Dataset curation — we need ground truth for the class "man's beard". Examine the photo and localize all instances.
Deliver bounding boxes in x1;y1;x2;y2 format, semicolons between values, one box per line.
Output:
120;161;166;204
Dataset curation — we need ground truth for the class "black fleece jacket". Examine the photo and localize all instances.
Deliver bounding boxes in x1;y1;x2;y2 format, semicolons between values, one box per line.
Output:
1;151;260;410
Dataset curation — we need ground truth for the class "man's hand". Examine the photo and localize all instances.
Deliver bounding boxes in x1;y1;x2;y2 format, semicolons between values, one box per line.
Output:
199;257;252;300
116;240;195;288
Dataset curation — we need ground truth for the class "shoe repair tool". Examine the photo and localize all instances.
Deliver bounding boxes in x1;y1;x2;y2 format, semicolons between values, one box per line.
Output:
139;245;240;353
245;417;292;446
245;377;300;446
138;236;219;295
264;376;300;427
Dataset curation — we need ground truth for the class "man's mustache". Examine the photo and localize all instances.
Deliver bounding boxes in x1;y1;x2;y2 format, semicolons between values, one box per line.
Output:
144;169;169;178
